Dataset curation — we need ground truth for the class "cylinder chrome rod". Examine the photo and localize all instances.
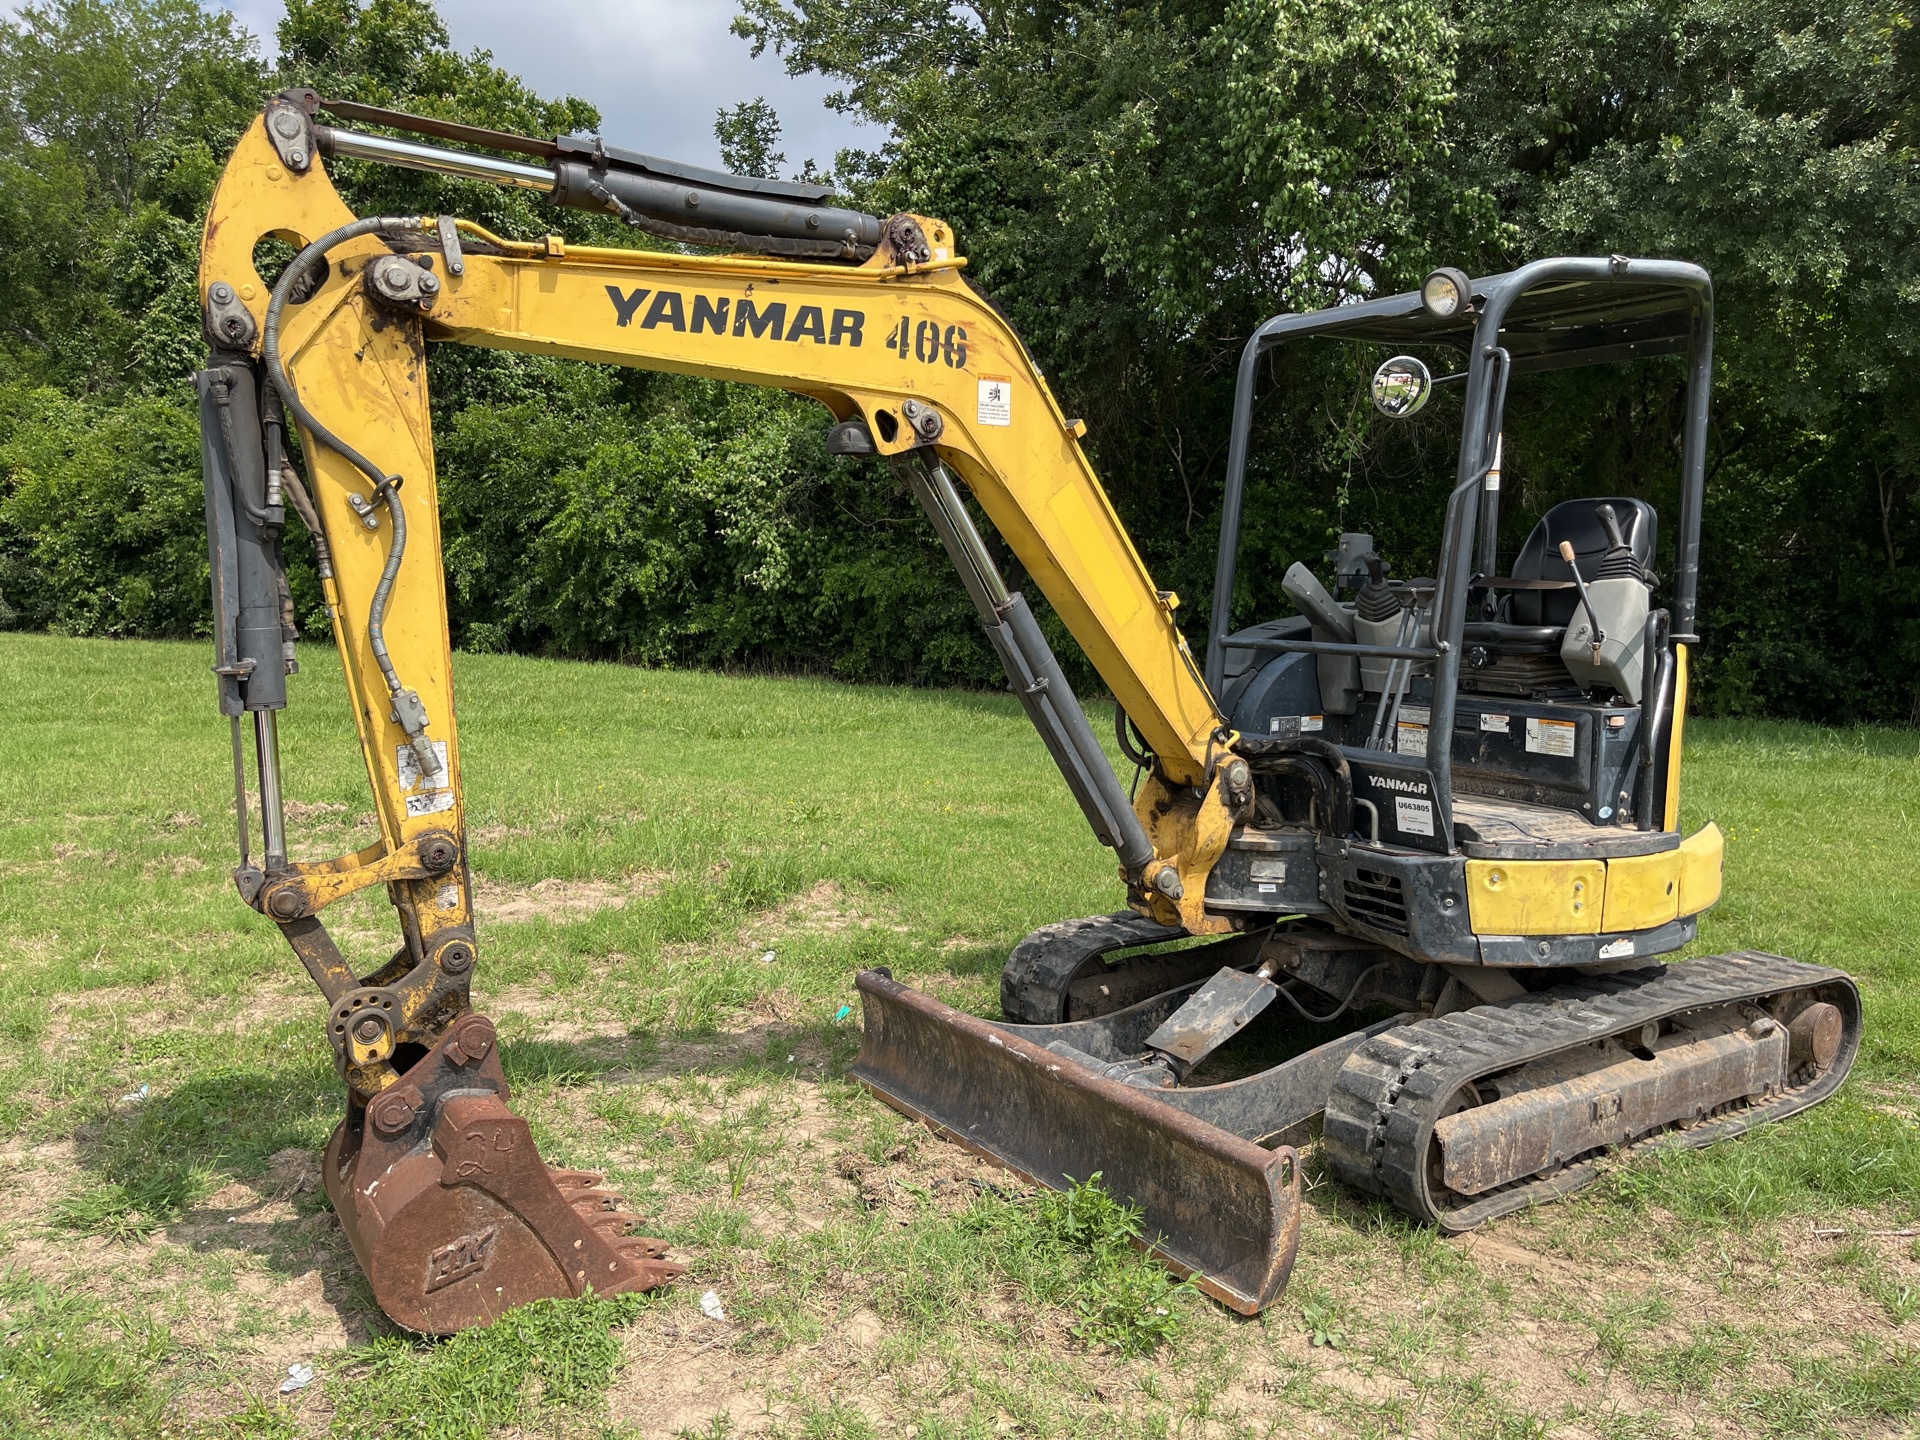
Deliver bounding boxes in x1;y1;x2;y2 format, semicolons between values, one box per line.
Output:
320;128;557;193
230;714;250;867
254;710;288;869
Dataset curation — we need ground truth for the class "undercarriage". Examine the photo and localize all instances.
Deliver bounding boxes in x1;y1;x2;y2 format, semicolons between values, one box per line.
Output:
854;919;1859;1313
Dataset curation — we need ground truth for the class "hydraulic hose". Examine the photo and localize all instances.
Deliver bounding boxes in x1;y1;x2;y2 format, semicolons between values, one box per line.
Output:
261;214;440;777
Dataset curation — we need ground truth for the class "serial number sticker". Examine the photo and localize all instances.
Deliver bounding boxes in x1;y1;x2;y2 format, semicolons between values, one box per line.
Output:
1396;721;1429;758
1257;883;1278;894
1598;937;1636;960
1480;713;1511;734
1395;796;1435;836
977;375;1012;426
1525;717;1578;757
1399;705;1431;725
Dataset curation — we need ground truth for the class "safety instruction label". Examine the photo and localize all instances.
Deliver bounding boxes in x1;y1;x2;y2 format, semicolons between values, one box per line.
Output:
1480;712;1511;734
1269;714;1324;734
1395;796;1435;836
1396;721;1429;757
977;376;1012;426
1526;717;1577;758
398;740;454;816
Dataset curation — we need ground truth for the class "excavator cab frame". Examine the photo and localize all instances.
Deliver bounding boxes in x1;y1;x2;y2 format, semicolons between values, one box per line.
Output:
1208;260;1711;839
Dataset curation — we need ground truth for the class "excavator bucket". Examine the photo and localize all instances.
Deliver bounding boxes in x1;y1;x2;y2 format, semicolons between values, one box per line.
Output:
322;1014;683;1333
851;970;1302;1315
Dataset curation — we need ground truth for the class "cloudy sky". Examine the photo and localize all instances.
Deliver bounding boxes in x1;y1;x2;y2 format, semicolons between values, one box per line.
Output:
214;0;874;172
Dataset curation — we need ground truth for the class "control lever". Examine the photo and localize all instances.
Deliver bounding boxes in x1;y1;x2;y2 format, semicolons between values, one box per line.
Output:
1558;540;1605;662
1595;502;1628;551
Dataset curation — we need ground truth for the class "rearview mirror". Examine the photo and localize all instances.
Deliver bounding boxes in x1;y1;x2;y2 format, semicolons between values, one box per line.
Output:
1370;356;1432;418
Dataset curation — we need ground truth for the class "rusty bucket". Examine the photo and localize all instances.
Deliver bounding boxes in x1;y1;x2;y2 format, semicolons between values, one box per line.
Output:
322;1014;682;1332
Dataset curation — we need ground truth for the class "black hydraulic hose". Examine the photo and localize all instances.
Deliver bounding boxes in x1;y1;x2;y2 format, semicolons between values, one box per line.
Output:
1115;702;1154;770
261;214;437;770
1274;962;1388;1025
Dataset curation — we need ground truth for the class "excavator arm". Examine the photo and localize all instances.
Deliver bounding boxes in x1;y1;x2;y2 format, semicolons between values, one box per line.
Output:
196;98;1247;1329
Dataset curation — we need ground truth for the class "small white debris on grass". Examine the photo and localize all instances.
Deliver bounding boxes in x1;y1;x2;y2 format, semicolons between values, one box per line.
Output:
118;1084;150;1104
278;1362;316;1394
699;1290;726;1321
760;950;777;964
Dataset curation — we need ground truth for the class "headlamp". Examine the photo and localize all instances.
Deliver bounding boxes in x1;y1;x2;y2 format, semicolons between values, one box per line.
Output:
1421;267;1473;318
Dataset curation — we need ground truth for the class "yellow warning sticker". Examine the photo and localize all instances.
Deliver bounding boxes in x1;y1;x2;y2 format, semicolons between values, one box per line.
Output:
1525;717;1577;758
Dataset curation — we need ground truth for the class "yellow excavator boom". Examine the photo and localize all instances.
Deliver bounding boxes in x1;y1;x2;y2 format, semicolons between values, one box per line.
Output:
196;97;1244;1329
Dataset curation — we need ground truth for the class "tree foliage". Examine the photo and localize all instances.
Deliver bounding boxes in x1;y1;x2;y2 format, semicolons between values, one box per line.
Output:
715;97;787;179
0;0;1915;721
739;0;1920;720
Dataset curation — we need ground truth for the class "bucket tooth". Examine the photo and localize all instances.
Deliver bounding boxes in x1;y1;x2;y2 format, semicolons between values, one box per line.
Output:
851;969;1302;1315
322;1015;683;1333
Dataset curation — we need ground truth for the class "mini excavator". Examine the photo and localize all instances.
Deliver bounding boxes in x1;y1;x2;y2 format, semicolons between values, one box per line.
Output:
197;93;1860;1331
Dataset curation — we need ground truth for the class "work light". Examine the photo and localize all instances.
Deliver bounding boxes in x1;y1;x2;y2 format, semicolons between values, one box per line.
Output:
1421;267;1473;318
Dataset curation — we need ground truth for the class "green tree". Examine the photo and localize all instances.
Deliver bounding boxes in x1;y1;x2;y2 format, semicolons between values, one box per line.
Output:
1434;0;1920;719
735;0;1920;721
732;0;1474;627
716;97;787;178
0;0;264;391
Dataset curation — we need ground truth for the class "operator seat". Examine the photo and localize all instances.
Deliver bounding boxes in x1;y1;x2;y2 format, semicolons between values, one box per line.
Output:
1508;496;1658;625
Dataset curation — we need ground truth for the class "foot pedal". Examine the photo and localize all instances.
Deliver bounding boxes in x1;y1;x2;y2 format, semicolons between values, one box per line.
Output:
323;1015;683;1333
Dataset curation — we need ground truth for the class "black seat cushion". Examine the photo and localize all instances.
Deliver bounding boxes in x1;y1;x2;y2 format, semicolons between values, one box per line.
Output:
1509;496;1657;626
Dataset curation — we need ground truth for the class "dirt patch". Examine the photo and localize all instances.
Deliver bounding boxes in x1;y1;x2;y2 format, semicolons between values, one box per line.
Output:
744;880;904;944
282;800;350;823
1455;1230;1594;1285
266;1146;323;1198
0;1137;367;1397
610;1339;779;1435
472;871;668;925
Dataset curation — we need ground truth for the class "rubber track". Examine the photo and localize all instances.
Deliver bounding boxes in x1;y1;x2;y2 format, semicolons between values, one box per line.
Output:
1000;912;1185;1023
1322;951;1861;1231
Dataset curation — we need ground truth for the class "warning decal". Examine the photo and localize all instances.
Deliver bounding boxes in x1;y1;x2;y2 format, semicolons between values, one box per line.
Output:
977;375;1012;426
398;740;454;816
1525;717;1578;758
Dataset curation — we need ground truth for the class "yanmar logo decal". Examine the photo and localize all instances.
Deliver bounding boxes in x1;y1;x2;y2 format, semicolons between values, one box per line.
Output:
1366;775;1432;797
606;285;864;346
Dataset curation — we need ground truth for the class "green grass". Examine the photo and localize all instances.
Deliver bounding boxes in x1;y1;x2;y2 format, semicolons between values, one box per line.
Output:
0;632;1916;1439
